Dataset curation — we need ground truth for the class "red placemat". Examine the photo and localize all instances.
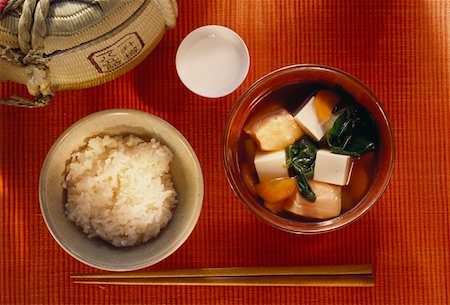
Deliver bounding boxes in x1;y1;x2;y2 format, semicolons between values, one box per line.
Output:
1;1;449;304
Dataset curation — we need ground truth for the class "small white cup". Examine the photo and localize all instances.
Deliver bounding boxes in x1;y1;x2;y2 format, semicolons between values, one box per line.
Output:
176;25;250;98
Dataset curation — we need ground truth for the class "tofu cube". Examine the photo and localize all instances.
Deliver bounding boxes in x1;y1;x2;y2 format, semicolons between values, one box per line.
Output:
254;149;289;183
313;149;352;186
294;95;326;141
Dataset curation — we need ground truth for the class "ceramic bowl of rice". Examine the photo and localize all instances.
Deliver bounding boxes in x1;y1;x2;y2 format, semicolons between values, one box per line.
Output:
39;109;204;271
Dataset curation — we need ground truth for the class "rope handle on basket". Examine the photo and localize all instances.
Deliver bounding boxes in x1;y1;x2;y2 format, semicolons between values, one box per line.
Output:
0;0;97;108
0;46;53;107
0;94;52;108
1;0;176;108
0;0;52;107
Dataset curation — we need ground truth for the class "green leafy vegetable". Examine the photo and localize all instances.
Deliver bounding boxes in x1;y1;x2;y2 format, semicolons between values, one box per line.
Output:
327;107;378;157
295;172;316;202
286;138;318;202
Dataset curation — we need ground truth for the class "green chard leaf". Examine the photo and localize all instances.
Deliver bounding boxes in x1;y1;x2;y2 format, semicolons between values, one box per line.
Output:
327;107;378;157
286;138;318;202
295;171;316;202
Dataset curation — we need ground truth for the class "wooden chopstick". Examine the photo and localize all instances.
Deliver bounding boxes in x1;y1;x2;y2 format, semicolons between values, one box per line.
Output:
72;275;374;287
71;264;374;287
71;264;372;278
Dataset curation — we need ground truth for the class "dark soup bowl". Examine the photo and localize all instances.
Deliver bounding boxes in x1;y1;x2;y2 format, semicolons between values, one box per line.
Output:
223;65;395;234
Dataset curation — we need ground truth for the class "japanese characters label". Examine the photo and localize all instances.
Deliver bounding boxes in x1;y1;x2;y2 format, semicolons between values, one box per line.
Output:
88;32;145;73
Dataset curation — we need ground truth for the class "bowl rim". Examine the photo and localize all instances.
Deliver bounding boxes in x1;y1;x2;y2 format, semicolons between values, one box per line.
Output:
223;64;395;234
39;108;204;271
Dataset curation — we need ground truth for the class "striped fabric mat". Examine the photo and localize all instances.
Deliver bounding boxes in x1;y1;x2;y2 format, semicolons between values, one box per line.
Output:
0;1;449;304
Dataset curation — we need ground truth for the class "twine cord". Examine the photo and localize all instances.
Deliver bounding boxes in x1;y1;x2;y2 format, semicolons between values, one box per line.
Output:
0;0;124;107
0;0;52;106
0;0;24;17
1;0;174;107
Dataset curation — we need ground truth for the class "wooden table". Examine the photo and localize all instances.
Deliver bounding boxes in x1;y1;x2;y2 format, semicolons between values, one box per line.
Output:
1;1;449;304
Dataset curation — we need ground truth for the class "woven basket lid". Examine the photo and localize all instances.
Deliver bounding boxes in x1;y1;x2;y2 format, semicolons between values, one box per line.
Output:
0;0;178;107
0;0;177;55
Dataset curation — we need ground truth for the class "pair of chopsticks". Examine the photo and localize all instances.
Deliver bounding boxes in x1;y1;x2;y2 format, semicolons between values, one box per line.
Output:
71;264;374;287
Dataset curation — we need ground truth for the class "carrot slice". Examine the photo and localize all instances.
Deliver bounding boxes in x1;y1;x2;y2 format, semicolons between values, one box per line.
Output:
255;177;297;203
264;199;290;214
314;89;340;123
349;165;369;203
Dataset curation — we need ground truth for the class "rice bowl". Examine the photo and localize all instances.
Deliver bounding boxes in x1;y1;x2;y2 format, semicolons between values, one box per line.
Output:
39;109;204;271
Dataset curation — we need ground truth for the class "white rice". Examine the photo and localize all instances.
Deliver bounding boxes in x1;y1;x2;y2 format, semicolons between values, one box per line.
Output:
63;135;177;247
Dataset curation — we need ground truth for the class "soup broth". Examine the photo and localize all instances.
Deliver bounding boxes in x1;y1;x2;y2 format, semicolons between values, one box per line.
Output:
237;82;379;222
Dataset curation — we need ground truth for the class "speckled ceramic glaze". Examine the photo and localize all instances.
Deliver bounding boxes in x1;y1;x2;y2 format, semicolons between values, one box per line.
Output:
39;109;204;271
